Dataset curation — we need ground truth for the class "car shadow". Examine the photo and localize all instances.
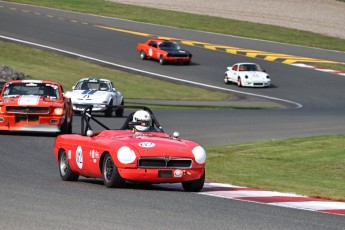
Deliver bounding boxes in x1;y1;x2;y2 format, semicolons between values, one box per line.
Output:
78;178;185;192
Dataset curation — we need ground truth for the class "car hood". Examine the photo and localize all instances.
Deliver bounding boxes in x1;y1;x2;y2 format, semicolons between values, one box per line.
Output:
66;90;109;101
162;49;190;55
240;71;268;79
98;130;197;158
2;95;61;106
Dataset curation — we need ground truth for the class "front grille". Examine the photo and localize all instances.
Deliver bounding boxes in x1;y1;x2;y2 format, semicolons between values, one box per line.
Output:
138;157;192;168
15;114;39;122
254;83;264;86
6;106;49;114
168;53;190;58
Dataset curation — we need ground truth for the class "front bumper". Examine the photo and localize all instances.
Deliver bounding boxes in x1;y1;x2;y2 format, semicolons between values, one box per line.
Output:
243;81;271;87
118;167;204;183
0;114;62;132
73;103;108;112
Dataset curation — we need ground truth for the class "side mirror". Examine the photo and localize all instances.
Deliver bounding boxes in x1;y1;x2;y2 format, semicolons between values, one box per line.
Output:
72;86;75;90
227;67;232;71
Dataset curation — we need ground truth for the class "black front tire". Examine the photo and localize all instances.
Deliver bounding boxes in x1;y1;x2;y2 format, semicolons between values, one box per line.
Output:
102;153;125;188
140;50;147;60
182;171;205;192
59;149;79;181
237;77;242;87
159;55;166;65
60;118;69;134
115;100;124;117
105;100;113;117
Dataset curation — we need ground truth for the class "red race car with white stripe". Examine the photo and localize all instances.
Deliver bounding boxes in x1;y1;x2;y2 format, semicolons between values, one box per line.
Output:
0;80;73;134
53;106;206;192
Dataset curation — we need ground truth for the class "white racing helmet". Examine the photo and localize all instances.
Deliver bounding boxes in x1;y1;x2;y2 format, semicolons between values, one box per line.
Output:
132;110;152;131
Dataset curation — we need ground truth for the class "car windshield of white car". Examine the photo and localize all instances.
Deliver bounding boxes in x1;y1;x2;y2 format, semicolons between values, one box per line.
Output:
77;81;110;91
241;64;261;71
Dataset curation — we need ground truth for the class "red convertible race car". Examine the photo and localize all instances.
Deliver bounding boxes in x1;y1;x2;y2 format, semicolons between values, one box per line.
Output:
137;39;192;65
0;80;73;134
53;106;206;192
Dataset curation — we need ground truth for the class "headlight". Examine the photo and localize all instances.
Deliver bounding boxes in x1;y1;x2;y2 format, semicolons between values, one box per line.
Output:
245;75;249;79
266;75;270;79
54;108;64;115
192;146;206;164
117;146;136;164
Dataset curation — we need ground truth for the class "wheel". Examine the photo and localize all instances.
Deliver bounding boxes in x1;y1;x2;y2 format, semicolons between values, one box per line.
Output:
224;74;230;84
182;171;205;192
159;55;166;65
60;118;69;134
140;50;147;60
115;100;124;117
102;153;125;188
59;149;79;181
237;77;242;87
67;117;73;134
105;99;113;117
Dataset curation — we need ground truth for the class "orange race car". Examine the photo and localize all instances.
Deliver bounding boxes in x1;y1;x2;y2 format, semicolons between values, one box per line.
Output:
0;80;73;134
137;39;192;65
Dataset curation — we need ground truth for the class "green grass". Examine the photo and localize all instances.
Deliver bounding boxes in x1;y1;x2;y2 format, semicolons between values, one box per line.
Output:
0;41;230;101
206;135;345;201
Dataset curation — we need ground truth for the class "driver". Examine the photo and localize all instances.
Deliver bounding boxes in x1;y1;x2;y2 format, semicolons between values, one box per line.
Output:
132;110;154;132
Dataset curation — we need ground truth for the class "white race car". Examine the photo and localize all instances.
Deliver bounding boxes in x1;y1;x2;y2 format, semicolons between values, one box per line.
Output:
224;63;271;87
65;78;124;117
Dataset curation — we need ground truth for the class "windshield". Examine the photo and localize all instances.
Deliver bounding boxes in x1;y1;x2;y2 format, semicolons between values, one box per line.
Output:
158;41;180;50
75;81;112;91
239;64;262;71
2;82;60;99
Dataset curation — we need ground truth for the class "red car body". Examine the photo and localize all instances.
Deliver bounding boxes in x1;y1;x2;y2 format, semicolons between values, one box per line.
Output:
137;39;192;65
0;80;73;133
53;106;206;192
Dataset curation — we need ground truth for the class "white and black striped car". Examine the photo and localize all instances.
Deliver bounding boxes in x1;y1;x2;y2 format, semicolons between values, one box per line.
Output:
65;78;124;117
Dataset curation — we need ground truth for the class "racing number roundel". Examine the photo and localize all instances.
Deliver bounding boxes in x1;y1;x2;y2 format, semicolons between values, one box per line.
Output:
148;48;153;57
76;146;83;169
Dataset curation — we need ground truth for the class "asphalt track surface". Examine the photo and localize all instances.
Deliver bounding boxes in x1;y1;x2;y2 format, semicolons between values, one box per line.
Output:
1;2;345;229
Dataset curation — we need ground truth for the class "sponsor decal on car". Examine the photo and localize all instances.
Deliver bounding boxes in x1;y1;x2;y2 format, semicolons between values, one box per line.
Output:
76;146;83;169
18;95;40;105
138;142;156;148
174;169;183;177
89;149;100;163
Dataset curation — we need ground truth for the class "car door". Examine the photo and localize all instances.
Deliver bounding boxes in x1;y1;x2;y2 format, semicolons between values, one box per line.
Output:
148;41;158;59
65;135;91;176
230;64;239;82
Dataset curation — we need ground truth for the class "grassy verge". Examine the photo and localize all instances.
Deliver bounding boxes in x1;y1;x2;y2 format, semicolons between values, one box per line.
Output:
6;0;345;52
0;41;230;102
206;135;345;201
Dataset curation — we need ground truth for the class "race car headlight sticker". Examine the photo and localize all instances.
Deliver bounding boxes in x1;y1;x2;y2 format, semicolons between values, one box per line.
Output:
192;146;206;164
54;107;64;115
117;146;136;164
